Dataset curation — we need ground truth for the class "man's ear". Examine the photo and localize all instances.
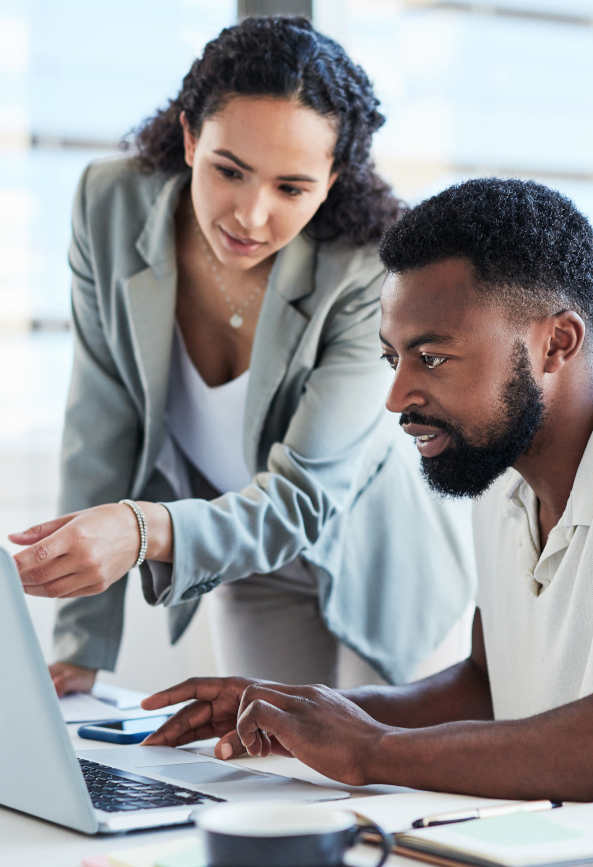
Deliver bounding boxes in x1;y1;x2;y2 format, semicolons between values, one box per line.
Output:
543;311;586;373
180;111;197;168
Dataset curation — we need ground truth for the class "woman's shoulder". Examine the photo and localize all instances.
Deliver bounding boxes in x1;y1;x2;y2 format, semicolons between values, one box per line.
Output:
315;236;385;293
76;155;171;215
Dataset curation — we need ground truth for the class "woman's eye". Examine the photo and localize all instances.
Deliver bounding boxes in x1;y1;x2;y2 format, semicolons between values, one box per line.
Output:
279;184;303;197
380;352;398;371
216;165;242;180
421;354;447;369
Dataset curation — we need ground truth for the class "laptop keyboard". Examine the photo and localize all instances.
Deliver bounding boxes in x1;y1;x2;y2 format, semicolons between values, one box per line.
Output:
79;758;223;813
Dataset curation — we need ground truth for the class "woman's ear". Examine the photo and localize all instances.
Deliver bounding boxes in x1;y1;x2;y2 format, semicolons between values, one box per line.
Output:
319;170;339;203
543;311;586;373
180;111;197;168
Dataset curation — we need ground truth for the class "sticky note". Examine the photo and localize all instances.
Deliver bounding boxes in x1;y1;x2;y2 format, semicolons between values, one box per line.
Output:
155;841;206;867
107;837;205;867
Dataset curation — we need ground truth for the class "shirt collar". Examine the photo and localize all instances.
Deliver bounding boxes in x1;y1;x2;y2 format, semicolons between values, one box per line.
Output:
505;429;593;529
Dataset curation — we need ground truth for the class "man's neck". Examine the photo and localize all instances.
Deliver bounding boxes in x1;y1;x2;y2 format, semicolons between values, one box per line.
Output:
514;378;593;548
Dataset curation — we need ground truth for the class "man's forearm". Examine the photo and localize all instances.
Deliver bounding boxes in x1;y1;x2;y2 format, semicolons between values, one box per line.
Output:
364;694;593;801
342;657;493;728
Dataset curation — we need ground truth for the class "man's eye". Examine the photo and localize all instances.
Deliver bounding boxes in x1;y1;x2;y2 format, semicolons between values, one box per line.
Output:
380;352;398;371
421;354;447;369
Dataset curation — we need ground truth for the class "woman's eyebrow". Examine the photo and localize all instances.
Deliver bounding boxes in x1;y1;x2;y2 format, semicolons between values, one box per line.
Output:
213;148;318;183
214;148;253;171
277;172;318;183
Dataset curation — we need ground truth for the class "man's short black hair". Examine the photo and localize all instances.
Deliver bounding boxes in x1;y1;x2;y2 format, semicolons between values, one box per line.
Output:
380;178;593;330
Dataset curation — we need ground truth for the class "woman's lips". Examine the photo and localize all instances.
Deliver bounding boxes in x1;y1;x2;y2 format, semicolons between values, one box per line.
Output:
218;225;266;255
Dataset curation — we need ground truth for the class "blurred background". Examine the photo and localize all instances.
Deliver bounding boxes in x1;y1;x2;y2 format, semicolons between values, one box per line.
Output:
1;0;592;691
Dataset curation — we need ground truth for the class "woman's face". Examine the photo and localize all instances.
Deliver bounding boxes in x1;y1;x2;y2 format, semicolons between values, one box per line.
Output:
181;96;338;271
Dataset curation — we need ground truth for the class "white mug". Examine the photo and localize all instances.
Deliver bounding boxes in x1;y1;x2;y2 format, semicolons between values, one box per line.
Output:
194;800;392;866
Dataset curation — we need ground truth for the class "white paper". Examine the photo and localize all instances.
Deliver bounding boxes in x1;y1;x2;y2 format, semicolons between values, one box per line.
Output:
59;692;130;723
318;791;514;833
60;690;193;723
92;681;147;709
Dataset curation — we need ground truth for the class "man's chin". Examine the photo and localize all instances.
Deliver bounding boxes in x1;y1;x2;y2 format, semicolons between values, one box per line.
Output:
420;455;505;499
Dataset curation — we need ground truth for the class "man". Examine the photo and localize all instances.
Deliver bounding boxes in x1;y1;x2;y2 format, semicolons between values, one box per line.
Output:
142;178;593;801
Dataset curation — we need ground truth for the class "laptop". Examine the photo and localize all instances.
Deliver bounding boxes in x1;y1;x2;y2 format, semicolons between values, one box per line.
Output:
0;547;348;834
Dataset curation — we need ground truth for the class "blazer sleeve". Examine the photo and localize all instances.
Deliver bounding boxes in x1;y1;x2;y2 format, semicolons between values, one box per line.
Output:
141;264;391;607
52;166;141;670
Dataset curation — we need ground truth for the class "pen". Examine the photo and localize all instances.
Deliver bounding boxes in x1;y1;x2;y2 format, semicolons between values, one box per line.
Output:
411;799;563;829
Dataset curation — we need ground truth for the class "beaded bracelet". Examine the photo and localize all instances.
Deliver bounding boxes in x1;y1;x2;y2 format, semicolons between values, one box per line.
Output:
119;499;148;569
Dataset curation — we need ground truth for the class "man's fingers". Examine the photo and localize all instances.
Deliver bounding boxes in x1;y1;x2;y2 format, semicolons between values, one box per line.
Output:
141;700;217;746
141;677;245;711
237;683;308;718
215;730;245;760
237;699;294;757
141;681;200;710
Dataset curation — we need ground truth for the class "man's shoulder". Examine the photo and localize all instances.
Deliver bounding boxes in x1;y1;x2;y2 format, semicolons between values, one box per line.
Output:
472;468;520;528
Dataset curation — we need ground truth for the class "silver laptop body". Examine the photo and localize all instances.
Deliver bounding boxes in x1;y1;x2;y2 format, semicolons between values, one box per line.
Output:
0;548;346;834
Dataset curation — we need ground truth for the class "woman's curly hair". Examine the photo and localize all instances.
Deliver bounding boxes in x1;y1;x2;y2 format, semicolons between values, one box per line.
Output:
132;16;404;246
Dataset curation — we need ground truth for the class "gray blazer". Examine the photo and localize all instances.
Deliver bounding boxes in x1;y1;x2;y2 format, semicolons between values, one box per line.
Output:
54;157;475;683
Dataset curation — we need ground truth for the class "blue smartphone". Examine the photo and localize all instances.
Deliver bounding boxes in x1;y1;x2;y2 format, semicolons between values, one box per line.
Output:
77;715;170;744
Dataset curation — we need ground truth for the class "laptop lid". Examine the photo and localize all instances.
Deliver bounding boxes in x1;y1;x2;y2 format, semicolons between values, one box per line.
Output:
0;548;98;833
0;547;348;834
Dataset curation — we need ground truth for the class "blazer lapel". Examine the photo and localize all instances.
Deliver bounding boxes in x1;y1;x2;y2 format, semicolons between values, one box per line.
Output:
122;173;188;490
244;233;317;472
122;170;317;481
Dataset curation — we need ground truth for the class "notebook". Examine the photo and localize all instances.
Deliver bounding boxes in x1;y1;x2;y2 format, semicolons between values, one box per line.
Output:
394;804;593;867
0;547;347;834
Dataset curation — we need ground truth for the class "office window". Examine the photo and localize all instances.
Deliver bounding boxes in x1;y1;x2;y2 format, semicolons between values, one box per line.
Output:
0;0;234;327
317;0;593;217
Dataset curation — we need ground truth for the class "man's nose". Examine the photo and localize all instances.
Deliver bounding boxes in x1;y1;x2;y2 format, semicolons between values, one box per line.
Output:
234;185;269;230
385;363;427;415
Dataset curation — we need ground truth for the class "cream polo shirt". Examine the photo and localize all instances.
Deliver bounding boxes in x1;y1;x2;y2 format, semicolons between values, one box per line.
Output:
474;431;593;721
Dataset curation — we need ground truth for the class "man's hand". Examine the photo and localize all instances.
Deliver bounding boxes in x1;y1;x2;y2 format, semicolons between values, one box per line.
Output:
141;677;389;787
141;676;254;752
235;682;388;785
50;662;98;697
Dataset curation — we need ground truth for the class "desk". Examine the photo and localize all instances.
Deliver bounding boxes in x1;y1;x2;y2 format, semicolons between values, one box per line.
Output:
0;726;426;867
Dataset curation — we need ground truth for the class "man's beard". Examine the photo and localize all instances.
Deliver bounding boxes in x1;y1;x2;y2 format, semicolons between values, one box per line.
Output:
400;341;545;498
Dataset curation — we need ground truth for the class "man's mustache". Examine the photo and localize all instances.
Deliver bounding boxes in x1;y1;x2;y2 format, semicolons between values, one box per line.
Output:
399;411;457;437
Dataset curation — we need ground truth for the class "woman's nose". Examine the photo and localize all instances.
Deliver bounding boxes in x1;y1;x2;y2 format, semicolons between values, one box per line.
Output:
234;186;269;230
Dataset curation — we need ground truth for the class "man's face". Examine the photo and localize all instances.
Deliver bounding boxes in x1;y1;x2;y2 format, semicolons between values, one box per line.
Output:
380;258;545;497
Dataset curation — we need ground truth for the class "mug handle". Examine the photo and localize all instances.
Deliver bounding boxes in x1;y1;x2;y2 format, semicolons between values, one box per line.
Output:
351;821;393;867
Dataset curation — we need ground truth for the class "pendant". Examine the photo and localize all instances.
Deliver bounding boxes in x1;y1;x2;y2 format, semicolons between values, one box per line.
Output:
230;313;243;329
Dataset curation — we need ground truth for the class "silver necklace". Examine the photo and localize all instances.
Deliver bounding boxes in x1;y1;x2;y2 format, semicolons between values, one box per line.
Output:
196;225;267;329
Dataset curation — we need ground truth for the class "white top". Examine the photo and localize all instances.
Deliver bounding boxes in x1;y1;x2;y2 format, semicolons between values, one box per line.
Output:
165;325;252;493
474;431;593;720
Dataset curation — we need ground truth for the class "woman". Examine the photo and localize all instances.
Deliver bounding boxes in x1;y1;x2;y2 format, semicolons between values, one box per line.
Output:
11;16;474;695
